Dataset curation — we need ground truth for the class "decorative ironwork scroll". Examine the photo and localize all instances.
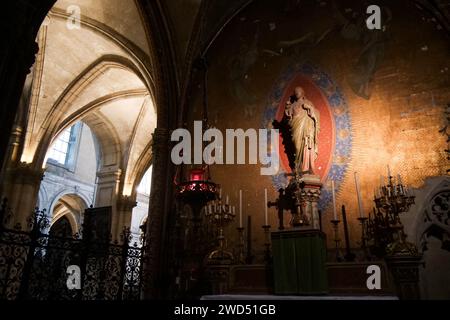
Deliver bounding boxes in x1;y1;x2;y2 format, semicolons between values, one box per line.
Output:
0;199;146;300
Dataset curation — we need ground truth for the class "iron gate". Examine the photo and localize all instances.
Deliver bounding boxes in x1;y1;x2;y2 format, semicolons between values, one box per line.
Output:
0;199;146;300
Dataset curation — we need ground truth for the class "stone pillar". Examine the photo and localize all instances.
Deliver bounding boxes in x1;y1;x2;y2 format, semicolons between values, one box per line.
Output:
0;1;56;176
142;128;170;299
114;195;137;244
95;168;122;208
8;126;24;165
296;174;322;230
94;168;122;241
1;162;44;229
0;126;24;191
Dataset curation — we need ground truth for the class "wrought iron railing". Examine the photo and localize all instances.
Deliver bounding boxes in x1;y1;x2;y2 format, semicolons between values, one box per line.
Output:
0;198;146;300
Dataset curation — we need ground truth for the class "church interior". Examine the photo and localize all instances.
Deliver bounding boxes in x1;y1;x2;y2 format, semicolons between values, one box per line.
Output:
0;0;449;302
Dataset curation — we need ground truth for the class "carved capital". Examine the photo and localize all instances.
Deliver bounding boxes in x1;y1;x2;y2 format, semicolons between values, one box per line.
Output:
5;162;44;186
116;195;138;212
97;168;122;183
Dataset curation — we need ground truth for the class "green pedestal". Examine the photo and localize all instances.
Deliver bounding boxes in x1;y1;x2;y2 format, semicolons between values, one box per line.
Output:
271;229;328;295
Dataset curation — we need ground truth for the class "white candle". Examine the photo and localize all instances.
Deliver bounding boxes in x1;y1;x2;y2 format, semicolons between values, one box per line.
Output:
331;180;337;220
264;188;268;225
354;172;365;218
226;195;229;205
239;190;243;228
397;174;402;185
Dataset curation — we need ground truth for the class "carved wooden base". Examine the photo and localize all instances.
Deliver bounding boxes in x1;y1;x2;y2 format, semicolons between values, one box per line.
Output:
271;229;328;295
385;253;423;300
206;263;231;295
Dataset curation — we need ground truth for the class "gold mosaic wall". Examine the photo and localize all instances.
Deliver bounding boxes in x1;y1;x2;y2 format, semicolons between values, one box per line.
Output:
185;0;449;251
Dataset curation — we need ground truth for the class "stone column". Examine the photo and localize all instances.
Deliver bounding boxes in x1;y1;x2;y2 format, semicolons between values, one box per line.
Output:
94;168;122;241
8;126;24;166
114;195;137;244
0;126;24;191
1;162;44;229
0;1;55;176
142;128;170;299
95;169;122;208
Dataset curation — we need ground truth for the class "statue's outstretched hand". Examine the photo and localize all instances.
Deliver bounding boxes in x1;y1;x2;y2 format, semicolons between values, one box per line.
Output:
285;103;293;118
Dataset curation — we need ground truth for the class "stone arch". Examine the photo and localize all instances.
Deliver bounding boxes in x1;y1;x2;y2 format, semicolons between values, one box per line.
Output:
55;90;149;137
37;182;49;211
48;190;90;217
417;183;450;252
128;141;153;198
31;55;153;169
49;192;90;233
403;176;450;299
404;176;450;246
47;6;157;95
49;215;74;237
82;113;123;171
120;96;153;196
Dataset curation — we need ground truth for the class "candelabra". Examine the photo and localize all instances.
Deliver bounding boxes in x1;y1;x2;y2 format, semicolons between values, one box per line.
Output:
374;174;415;214
330;219;343;262
368;173;417;257
205;195;236;262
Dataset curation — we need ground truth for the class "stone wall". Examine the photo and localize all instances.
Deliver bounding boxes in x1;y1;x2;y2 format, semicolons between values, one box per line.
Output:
39;123;97;229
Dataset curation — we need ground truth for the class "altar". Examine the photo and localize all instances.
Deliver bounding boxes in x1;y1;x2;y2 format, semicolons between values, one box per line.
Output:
271;229;328;295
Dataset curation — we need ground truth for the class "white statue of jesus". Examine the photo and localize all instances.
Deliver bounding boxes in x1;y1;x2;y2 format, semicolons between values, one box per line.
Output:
285;86;320;175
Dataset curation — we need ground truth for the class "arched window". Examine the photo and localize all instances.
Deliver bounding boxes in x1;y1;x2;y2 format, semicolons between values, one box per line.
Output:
131;166;152;244
46;122;82;169
137;166;152;196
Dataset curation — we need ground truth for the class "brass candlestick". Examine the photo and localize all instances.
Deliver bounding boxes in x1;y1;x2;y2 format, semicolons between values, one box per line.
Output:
206;195;236;262
330;219;343;262
357;216;370;261
262;225;271;263
342;205;356;262
236;227;245;264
